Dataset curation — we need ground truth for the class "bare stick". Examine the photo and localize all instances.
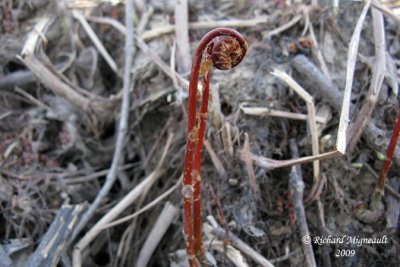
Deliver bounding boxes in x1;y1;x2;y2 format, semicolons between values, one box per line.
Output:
136;202;178;267
27;205;85;267
348;8;386;152
337;0;371;154
289;139;316;267
71;0;135;244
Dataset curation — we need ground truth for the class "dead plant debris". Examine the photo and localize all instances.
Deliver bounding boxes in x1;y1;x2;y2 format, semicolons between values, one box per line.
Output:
0;0;399;266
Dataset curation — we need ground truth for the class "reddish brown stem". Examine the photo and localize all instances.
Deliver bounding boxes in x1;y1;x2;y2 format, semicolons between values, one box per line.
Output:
193;71;210;261
182;28;247;266
371;111;400;210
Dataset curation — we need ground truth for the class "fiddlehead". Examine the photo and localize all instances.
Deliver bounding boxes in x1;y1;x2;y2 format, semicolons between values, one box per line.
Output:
211;35;247;70
183;28;247;267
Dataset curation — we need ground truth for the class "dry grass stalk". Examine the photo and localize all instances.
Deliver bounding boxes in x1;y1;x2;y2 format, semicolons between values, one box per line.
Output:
20;17;52;56
242;133;259;195
210;84;224;129
72;10;119;74
225;122;234;157
86;16;190;90
72;1;136;264
18;17;93;113
248;150;341;170
348;8;386;151
302;7;332;81
248;0;373;174
14;86;52;111
136;202;178;267
240;105;328;123
99;176;182;229
174;0;191;73
337;0;371;154
170;40;179;89
291;54;400;168
137;7;153;33
371;0;400;22
19;55;91;113
134;33;190;89
73;133;174;266
271;68;320;181
141;18;268;41
204;140;227;180
266;15;303;38
62;164;134;184
209;223;275;267
203;239;249;267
